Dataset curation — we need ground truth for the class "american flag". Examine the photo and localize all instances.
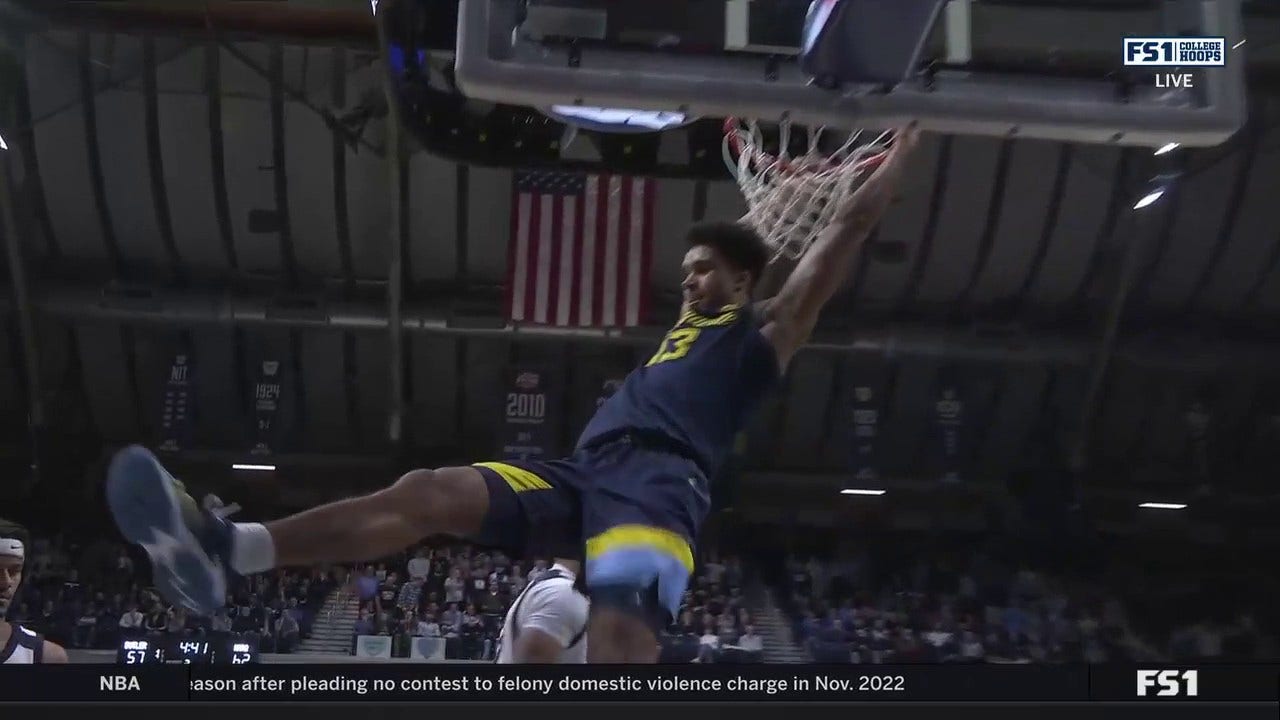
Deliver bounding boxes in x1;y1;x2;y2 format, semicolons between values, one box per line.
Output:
508;171;655;327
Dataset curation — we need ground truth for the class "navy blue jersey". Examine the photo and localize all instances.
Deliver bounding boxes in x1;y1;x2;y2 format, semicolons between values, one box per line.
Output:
576;303;780;475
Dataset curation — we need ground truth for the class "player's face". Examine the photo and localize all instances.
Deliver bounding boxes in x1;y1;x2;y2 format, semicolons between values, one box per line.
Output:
681;245;748;313
0;556;22;614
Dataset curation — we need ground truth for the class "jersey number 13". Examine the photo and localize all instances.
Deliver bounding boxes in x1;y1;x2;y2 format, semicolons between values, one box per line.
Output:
647;328;701;367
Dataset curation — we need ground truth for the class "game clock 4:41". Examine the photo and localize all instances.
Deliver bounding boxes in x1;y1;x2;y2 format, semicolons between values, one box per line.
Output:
116;635;258;664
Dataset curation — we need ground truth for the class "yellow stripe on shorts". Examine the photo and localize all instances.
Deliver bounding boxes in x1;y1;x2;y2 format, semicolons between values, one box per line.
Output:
474;462;553;493
585;525;695;573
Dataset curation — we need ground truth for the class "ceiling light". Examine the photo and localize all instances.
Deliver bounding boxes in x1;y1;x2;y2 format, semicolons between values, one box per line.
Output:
1133;189;1165;210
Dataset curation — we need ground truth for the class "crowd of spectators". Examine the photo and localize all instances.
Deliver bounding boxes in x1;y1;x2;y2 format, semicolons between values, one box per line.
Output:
658;553;764;663
8;533;333;654
8;531;768;663
343;545;764;663
26;523;1270;668
344;544;529;660
773;540;1276;665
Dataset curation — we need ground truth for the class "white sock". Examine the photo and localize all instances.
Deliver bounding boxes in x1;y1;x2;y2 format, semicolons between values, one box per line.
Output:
230;523;276;575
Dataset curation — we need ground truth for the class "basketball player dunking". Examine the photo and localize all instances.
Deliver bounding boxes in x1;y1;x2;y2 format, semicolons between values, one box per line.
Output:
107;124;920;663
494;558;589;663
0;519;68;664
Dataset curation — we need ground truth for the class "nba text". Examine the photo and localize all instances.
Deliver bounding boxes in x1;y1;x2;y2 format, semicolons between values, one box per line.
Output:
99;675;142;692
1136;669;1199;697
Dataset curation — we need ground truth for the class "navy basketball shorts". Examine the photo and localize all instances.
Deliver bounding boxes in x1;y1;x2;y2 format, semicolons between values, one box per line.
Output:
470;435;710;625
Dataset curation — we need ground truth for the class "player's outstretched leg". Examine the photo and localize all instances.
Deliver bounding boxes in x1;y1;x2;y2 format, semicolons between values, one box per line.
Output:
106;445;493;615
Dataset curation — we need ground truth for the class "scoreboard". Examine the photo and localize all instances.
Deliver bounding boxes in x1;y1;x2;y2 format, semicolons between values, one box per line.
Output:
117;635;259;665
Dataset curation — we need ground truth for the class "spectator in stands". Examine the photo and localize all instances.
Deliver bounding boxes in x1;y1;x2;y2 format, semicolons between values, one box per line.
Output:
444;569;465;606
275;607;300;653
469;559;490;602
145;603;168;634
697;618;720;663
960;630;983;661
353;610;374;638
375;603;392;636
669;611;692;641
461;603;484;659
166;607;186;638
74;602;98;648
480;584;504;616
440;603;461;638
717;611;738;647
417;611;441;638
407;550;430;583
734;625;764;660
425;557;447;599
508;564;527;596
924;620;953;654
396;573;422;615
118;602;144;637
210;607;231;634
378;572;399;609
356;566;379;605
38;599;56;633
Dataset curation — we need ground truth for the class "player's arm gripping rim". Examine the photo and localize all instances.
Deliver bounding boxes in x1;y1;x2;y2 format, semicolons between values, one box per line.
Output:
758;123;921;372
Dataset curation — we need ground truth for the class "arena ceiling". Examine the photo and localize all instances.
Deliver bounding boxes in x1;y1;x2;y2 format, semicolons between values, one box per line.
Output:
1;1;1279;539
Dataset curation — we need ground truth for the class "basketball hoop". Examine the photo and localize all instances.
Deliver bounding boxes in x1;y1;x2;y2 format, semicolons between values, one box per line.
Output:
723;117;893;262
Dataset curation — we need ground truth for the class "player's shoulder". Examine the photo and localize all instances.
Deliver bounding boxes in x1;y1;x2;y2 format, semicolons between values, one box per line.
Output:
42;640;68;664
521;577;588;613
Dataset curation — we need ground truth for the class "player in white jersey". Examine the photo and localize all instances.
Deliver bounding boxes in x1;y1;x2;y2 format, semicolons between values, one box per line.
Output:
495;558;588;663
0;519;68;664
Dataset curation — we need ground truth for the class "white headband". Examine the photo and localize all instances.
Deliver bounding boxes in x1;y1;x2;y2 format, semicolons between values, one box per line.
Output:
0;538;24;560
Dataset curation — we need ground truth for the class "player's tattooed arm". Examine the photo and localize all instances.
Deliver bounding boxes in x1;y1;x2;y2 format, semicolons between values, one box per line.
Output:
751;254;798;326
759;123;920;370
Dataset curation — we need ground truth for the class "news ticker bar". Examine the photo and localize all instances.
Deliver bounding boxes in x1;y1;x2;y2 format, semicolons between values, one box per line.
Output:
1;665;1277;703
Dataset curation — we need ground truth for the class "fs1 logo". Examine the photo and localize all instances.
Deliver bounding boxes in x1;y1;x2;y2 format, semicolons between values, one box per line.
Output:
1137;669;1199;697
1124;37;1226;66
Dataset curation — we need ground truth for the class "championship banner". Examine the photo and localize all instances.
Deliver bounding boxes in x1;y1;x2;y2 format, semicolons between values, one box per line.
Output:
931;378;966;484
250;359;284;456
500;367;560;461
848;382;882;486
5;663;1280;703
157;352;195;453
1183;399;1211;482
408;636;446;661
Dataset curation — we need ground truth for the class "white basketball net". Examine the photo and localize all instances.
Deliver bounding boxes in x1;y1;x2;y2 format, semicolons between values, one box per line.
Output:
723;118;893;262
